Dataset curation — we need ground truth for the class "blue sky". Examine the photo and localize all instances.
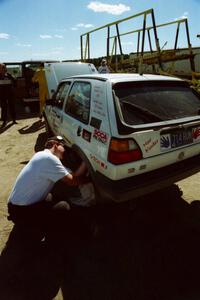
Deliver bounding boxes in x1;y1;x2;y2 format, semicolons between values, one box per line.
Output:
0;0;199;62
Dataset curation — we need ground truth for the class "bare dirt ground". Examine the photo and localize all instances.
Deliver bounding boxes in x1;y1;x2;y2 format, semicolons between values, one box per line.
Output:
0;106;200;300
0;113;47;250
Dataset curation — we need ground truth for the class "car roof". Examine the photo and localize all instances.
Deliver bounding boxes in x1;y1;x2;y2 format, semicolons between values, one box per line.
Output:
60;73;183;83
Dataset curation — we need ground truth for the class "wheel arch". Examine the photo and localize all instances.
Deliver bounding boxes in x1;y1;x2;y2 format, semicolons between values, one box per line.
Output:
71;144;96;179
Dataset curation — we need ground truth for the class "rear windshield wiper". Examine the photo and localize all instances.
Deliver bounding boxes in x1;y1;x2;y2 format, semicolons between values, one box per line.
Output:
121;100;163;122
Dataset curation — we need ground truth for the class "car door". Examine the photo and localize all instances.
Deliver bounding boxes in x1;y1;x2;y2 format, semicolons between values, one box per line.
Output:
50;81;71;135
61;80;91;149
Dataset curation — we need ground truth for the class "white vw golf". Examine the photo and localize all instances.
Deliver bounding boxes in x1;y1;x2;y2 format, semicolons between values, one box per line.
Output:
44;70;200;203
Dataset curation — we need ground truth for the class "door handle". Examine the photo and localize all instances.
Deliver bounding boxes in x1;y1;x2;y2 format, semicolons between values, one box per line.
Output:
77;126;82;136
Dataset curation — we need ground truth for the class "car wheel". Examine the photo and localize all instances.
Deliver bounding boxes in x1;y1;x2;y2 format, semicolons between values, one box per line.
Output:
62;149;101;203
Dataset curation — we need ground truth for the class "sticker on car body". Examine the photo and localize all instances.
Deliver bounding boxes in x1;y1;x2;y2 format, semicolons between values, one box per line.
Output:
192;127;200;141
90;154;107;169
82;129;91;142
93;99;106;117
143;138;158;153
93;129;108;144
90;117;102;129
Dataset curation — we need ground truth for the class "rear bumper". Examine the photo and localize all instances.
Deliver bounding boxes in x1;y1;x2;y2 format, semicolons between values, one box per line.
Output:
93;154;200;202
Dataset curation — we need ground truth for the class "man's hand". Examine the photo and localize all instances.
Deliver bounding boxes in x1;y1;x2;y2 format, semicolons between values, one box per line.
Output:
61;173;79;186
61;160;91;186
61;172;91;187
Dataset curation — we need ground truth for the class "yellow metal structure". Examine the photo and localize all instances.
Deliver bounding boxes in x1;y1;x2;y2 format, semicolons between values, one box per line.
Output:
80;9;197;83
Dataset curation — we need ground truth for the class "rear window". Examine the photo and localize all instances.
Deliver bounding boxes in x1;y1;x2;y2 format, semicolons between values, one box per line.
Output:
113;81;200;125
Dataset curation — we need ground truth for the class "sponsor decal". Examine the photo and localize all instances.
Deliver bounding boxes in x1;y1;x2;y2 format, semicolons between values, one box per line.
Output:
92;99;106;117
192;127;200;140
93;109;106;117
94;86;103;95
82;129;91;142
128;168;135;174
90;154;107;169
93;129;108;144
143;138;158;152
160;134;171;151
90;117;102;129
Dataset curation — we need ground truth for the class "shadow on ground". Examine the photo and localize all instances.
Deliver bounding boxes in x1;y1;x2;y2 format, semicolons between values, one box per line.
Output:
18;120;45;135
0;100;39;134
0;185;200;300
0;121;18;134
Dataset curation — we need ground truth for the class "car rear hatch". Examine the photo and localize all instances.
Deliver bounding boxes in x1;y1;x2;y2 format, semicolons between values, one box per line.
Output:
109;80;200;178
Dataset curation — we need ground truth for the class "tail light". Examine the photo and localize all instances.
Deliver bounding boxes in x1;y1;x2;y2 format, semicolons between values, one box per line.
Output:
108;138;142;165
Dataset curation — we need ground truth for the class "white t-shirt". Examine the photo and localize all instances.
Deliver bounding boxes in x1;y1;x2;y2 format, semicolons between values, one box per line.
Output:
8;149;69;206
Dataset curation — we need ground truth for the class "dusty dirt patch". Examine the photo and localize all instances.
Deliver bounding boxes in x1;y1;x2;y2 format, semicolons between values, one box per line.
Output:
0;115;47;251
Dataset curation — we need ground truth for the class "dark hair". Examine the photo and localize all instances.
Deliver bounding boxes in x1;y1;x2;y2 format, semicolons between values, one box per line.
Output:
45;140;58;149
45;136;65;149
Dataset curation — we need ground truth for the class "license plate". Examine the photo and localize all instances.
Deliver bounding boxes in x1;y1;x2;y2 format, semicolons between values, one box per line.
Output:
170;129;193;148
160;128;193;150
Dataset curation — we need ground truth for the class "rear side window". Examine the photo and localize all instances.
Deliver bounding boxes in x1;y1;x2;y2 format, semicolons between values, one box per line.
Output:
113;81;200;125
55;82;71;104
64;81;91;123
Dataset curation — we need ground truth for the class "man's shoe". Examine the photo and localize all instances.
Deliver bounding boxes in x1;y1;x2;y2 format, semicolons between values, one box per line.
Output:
12;120;18;125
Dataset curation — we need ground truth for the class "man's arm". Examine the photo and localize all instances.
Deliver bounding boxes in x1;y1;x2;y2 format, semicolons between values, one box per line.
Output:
61;161;89;186
61;173;79;186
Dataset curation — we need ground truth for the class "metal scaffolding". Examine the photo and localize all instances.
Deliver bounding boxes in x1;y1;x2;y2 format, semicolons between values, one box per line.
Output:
80;9;197;76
